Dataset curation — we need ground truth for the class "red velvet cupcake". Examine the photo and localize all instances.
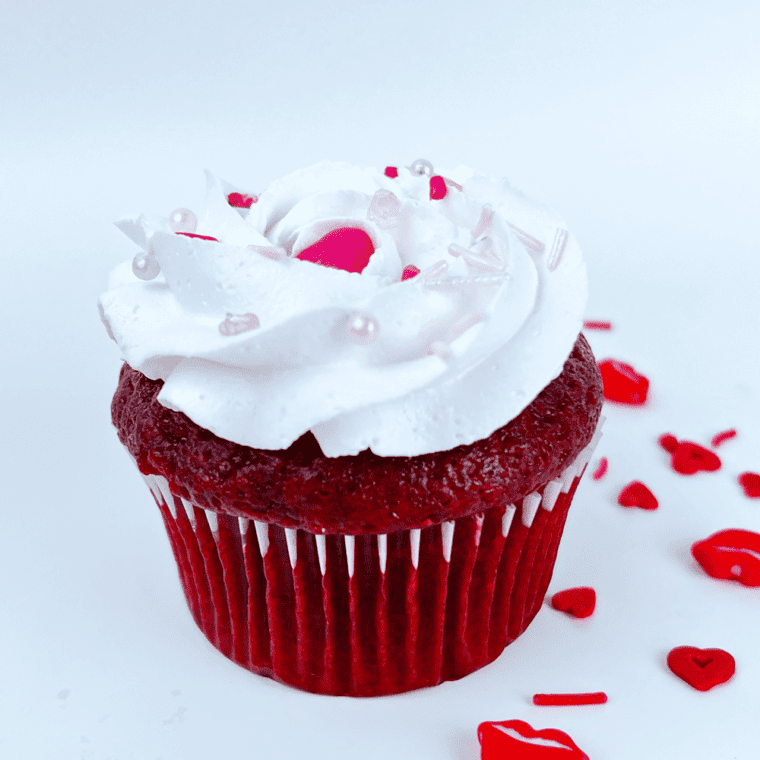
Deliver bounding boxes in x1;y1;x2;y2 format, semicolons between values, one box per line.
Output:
100;161;602;695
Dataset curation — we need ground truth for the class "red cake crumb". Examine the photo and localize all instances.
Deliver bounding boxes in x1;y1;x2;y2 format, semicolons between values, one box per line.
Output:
618;481;658;510
550;587;596;618
533;692;607;706
667;646;735;691
738;472;760;498
112;335;602;534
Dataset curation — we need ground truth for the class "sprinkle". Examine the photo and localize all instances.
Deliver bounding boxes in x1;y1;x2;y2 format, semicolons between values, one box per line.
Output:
550;587;596;618
471;204;493;238
658;433;679;453
692;529;760;585
591;457;608;480
711;429;737;448
667;646;736;691
663;439;721;475
384;166;399;178
176;232;219;242
366;188;401;229
583;320;612;330
227;192;257;208
449;240;505;273
248;244;287;261
218;312;260;336
508;223;545;254
347;311;379;345
429;175;447;200
597;359;649;405
618;481;658;510
169;208;198;233
547;228;568;271
419;260;449;280
296;227;375;273
533;692;607;706
738;472;760;498
409;158;434;176
401;265;420;280
478;720;589;760
442;176;463;191
132;251;161;281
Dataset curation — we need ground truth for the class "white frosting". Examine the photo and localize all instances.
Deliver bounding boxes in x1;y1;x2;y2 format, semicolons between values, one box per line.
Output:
99;161;586;457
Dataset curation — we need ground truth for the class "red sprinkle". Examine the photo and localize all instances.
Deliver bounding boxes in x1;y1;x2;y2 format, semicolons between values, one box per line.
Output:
533;692;608;706
384;166;399;178
478;720;588;760
296;227;375;273
692;528;760;586
176;232;219;242
618;481;658;510
429;175;448;200
401;265;420;281
658;433;679;453
591;457;608;481
550;587;596;618
738;472;760;498
583;320;612;330
226;192;257;208
598;359;649;405
667;646;736;692
672;441;721;475
711;429;737;447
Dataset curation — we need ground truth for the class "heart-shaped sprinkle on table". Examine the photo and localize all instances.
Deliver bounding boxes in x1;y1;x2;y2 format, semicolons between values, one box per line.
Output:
667;646;736;691
738;472;760;498
691;528;760;586
478;719;588;760
296;227;375;273
598;359;649;404
659;436;722;475
618;481;658;510
550;587;596;618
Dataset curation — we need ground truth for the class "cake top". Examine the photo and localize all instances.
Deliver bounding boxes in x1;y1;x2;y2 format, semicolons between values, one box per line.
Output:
99;160;586;457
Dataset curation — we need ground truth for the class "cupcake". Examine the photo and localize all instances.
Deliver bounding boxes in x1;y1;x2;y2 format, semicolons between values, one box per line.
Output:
100;159;603;696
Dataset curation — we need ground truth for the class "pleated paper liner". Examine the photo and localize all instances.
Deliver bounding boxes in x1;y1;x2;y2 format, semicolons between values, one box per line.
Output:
138;422;603;696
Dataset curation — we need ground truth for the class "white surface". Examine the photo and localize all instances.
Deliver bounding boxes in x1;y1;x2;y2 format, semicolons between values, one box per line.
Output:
2;1;759;758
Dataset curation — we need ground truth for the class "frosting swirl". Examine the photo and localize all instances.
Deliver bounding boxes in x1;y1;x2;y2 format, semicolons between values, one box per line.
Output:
99;161;586;457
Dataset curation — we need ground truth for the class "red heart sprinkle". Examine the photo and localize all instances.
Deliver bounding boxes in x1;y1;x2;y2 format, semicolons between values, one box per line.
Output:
670;441;721;475
401;265;420;280
598;359;649;404
429;175;448;200
226;192;257;208
176;232;219;242
691;528;760;586
551;587;596;618
711;428;737;447
478;720;588;760
296;227;375;273
618;481;658;510
384;166;399;178
667;646;736;691
738;472;760;498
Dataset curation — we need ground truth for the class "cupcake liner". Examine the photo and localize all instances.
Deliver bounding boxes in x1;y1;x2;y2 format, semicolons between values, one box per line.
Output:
138;422;603;696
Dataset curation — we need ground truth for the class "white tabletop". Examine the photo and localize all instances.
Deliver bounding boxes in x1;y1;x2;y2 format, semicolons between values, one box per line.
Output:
2;1;759;758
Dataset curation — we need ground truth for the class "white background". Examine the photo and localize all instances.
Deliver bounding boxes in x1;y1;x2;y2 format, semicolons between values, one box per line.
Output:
2;1;759;758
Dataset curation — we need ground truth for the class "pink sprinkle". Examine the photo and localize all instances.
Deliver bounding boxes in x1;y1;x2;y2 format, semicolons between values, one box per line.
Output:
508;223;545;254
533;692;608;707
547;228;568;271
442;176;463;191
447;243;468;258
401;265;420;280
227;192;257;208
366;188;401;229
471;204;493;238
583;321;612;330
429;175;447;200
384;166;399;178
176;232;219;242
711;429;737;448
219;312;260;336
420;260;449;280
592;457;608;481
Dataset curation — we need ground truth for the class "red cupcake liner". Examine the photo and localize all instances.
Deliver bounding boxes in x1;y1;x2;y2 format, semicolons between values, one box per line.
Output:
138;424;603;696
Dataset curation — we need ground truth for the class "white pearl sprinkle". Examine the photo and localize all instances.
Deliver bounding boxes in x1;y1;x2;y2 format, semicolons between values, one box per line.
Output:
347;311;379;345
